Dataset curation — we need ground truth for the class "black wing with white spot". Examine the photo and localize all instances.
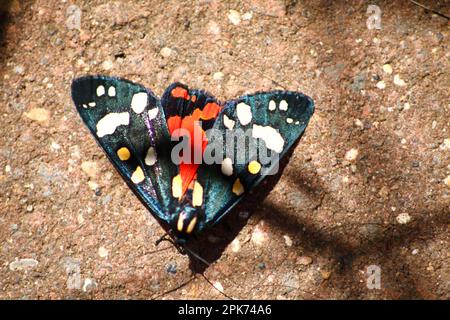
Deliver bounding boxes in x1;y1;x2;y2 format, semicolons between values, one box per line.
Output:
198;91;314;226
71;76;179;223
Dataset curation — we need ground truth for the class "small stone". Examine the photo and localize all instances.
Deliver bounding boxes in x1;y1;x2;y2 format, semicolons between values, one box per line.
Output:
393;74;406;86
82;278;97;292
376;81;386;89
440;138;450;151
5;165;11;173
14;65;25;75
26;205;33;212
382;64;393;74
283;235;293;247
432;121;437;129
230;238;241;253
102;60;113;71
345;148;359;161
403;102;410;110
444;175;450;187
297;256;313;265
251;224;268;246
213;71;224;81
412;249;419;255
242;12;253;21
396;212;411;224
9;258;39;271
228;10;241;25
321;270;331;280
81;161;99;178
354;119;364;129
213;281;224;293
88;181;99;191
166;263;177;274
207;21;221;35
98;246;108;258
24;108;50;122
160;47;173;58
77;214;85;224
257;262;266;270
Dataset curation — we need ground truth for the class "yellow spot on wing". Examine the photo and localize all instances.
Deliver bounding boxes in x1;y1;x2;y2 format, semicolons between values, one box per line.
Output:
172;174;182;199
192;182;203;207
248;161;261;174
186;216;197;234
117;147;131;161
177;214;184;232
131;166;145;184
232;178;244;196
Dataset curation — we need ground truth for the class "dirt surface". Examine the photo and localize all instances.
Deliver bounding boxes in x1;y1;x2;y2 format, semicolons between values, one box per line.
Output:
0;0;449;299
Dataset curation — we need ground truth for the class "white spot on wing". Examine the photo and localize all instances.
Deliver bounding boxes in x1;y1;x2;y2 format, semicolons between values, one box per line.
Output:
252;124;285;153
221;157;233;176
145;147;157;166
96;85;105;97
223;114;235;130
88;102;96;107
268;100;276;111
131;92;148;114
236;102;252;125
108;86;116;97
286;118;293;123
148;107;159;120
96;112;129;138
279;100;288;111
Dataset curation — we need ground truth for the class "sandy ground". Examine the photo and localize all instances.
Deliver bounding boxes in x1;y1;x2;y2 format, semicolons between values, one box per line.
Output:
0;0;448;299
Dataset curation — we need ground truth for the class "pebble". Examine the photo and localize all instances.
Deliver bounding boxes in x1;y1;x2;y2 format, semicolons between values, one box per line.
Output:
5;165;11;173
230;238;241;253
24;108;50;122
396;212;411;224
321;270;331;280
345;148;359;161
26;204;33;212
160;47;173;58
166;263;177;274
354;119;364;129
213;281;224;293
382;64;393;74
440;138;450;151
251;224;268;246
14;65;25;75
82;278;97;292
297;256;313;265
98;246;108;258
88;181;99;191
213;71;224;81
412;249;419;255
283;235;293;247
9;258;39;271
444;175;450;187
257;262;266;270
207;21;221;35
102;60;113;71
376;80;386;89
242;12;253;21
393;74;406;86
81;161;99;178
228;10;241;25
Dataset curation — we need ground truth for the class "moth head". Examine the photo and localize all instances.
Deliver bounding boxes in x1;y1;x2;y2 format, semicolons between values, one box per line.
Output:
174;205;202;239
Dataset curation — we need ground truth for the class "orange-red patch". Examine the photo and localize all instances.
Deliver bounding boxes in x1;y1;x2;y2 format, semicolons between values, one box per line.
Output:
171;87;190;100
167;101;222;197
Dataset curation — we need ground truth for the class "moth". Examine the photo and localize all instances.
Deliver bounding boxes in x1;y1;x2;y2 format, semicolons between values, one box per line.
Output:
71;76;314;250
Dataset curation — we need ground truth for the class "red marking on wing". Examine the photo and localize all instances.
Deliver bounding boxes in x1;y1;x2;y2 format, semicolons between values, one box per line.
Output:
171;87;190;100
167;102;222;197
